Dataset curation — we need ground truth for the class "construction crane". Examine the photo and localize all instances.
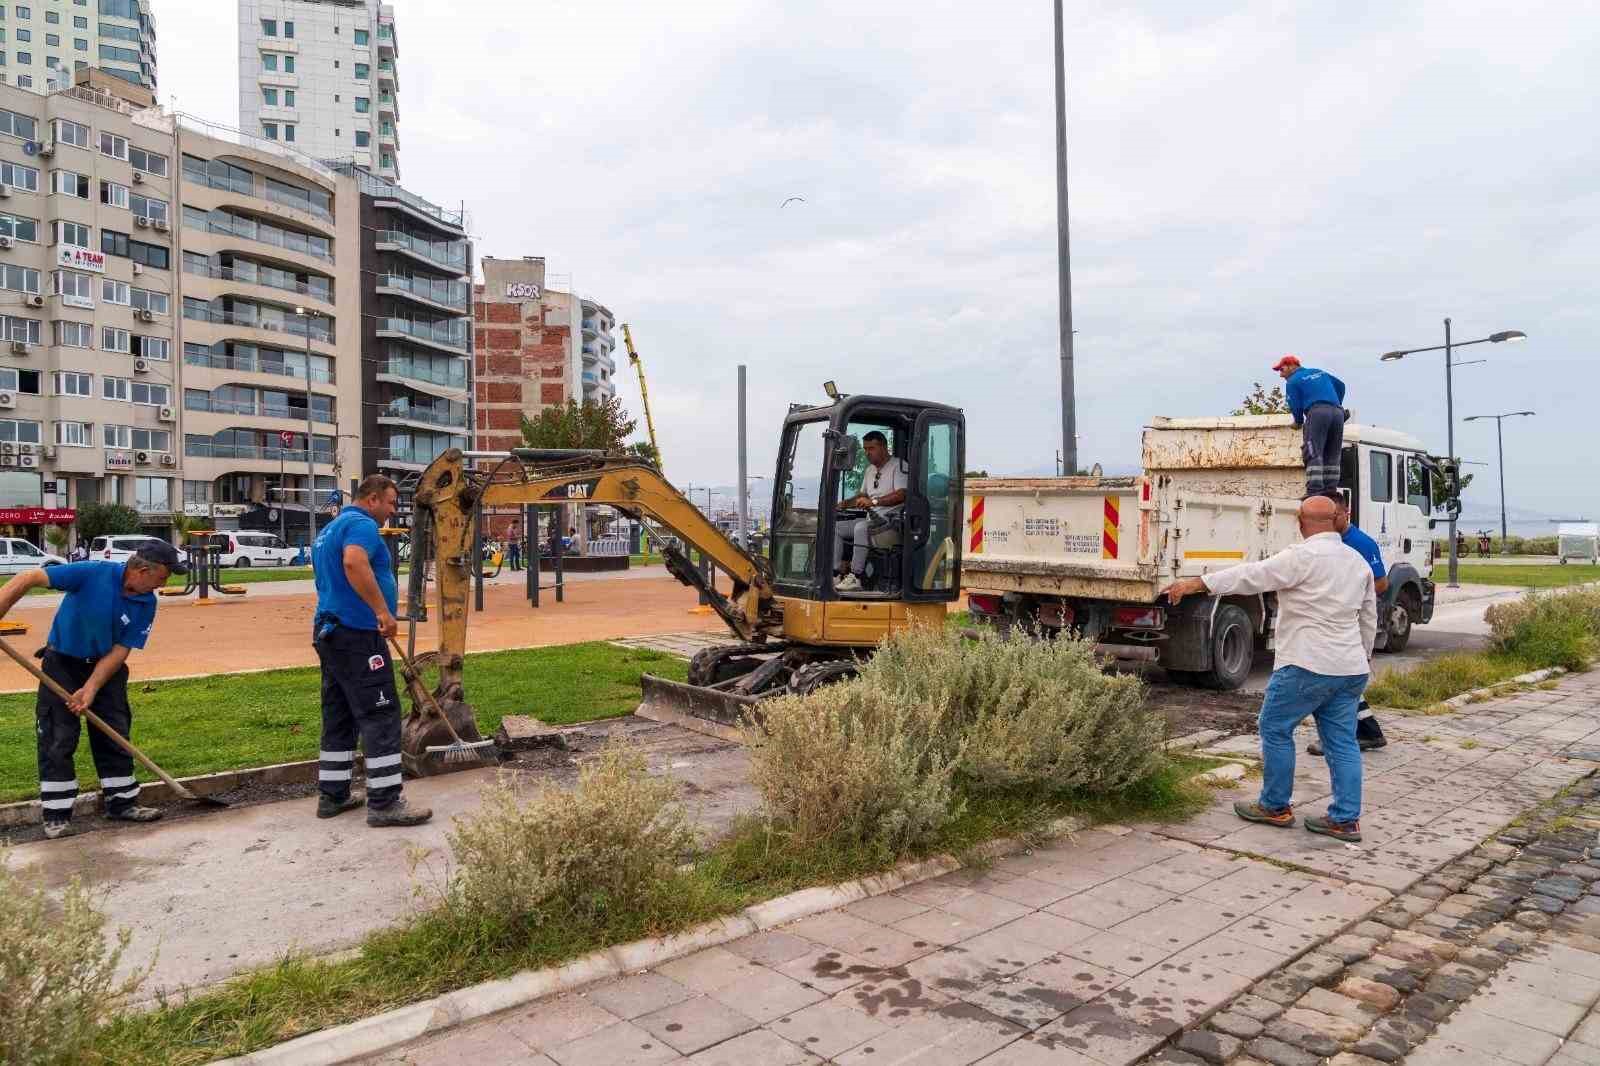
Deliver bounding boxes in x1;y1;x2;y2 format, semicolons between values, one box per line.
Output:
620;323;662;473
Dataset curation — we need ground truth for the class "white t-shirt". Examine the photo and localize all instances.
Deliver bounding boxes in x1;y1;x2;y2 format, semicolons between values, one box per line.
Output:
865;457;909;518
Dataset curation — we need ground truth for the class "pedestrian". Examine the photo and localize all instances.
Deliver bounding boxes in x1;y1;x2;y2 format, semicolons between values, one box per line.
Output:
1161;494;1376;842
1274;355;1347;495
507;525;523;571
1307;491;1388;755
0;541;186;838
311;474;431;828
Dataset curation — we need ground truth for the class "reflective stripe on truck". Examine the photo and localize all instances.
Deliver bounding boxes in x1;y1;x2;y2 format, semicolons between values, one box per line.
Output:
1102;496;1119;560
968;495;984;554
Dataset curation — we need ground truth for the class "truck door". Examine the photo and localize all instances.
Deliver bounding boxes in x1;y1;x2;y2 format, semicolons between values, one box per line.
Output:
1400;453;1433;575
1364;446;1398;567
905;409;964;601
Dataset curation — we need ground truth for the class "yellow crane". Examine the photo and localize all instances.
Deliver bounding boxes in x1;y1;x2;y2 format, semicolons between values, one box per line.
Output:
620;323;662;472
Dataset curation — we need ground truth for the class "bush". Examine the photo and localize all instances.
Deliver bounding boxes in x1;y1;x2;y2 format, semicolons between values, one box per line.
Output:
0;857;145;1066
75;504;142;544
1485;588;1600;671
444;739;693;931
745;627;1166;857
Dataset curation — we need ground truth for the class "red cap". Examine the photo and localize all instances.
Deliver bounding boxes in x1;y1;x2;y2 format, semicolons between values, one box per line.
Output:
1271;354;1301;371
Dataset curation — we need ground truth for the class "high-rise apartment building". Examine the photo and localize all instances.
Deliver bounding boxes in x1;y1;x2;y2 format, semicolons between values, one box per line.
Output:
0;0;158;94
237;1;399;181
579;296;616;402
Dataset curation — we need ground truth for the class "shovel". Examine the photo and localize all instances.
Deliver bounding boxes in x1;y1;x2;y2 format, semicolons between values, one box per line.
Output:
0;636;230;810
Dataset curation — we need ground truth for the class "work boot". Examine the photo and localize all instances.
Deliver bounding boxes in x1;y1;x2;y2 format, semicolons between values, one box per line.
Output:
1307;735;1387;756
317;791;366;819
1234;800;1295;828
1305;815;1362;843
106;806;163;823
367;798;432;828
42;821;71;840
836;573;863;592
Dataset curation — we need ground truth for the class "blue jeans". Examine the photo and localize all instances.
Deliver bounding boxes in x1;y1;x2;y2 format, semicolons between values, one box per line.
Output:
1258;665;1368;824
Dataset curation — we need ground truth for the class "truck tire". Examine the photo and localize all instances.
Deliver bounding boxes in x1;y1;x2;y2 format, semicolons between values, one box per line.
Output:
1201;604;1254;690
1386;589;1419;654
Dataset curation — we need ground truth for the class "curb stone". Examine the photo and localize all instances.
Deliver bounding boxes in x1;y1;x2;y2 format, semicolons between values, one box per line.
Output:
1434;666;1568;711
204;817;1085;1065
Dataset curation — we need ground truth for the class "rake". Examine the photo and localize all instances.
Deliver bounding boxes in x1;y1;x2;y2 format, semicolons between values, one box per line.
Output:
385;635;496;764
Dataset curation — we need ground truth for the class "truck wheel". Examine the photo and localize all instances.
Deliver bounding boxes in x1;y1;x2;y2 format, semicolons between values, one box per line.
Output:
1385;590;1418;654
1201;604;1254;690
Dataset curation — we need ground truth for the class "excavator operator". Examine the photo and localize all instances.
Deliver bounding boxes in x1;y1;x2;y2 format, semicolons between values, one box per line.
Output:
833;431;908;591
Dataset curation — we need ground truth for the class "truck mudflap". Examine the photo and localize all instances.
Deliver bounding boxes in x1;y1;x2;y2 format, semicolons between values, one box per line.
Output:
1420;577;1436;624
635;673;762;743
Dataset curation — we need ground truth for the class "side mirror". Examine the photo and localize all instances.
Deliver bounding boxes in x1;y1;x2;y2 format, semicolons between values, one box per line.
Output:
830;433;860;473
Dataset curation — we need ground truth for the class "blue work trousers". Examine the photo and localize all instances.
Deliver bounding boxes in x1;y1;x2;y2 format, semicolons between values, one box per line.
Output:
1258;665;1368;824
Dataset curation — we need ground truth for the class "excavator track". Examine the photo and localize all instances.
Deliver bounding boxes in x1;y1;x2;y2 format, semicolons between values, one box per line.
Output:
687;643;781;687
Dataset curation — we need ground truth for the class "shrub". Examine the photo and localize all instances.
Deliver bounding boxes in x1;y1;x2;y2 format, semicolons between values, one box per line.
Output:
444;739;694;931
1484;589;1599;672
0;857;145;1066
75;504;142;544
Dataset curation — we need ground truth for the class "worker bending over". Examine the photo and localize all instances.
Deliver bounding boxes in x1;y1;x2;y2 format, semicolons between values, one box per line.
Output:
834;431;908;591
1275;354;1347;495
0;541;185;838
311;474;431;827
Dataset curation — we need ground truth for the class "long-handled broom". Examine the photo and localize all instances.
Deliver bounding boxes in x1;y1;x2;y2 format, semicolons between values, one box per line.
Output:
385;635;495;764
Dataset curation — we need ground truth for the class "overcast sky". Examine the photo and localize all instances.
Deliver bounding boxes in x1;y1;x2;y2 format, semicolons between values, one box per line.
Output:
159;1;1596;521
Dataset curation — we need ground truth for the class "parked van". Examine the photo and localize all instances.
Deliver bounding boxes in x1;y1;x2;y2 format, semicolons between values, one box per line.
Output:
219;532;300;568
0;537;66;574
90;535;168;563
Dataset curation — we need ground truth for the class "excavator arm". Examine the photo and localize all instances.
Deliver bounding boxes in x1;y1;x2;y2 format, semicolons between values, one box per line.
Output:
401;447;775;765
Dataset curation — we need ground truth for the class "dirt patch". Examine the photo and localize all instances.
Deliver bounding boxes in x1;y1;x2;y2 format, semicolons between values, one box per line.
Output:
1144;680;1261;737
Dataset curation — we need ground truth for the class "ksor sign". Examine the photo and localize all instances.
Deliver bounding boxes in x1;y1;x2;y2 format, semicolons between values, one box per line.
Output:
504;282;541;300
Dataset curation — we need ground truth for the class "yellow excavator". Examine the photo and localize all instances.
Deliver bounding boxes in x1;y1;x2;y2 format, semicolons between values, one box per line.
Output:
398;389;966;767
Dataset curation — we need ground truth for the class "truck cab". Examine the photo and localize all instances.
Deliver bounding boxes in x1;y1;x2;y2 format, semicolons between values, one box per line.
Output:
1338;425;1437;650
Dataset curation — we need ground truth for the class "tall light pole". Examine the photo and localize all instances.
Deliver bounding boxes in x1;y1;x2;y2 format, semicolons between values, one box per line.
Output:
1379;323;1525;587
1053;0;1077;476
294;306;319;547
1464;411;1535;553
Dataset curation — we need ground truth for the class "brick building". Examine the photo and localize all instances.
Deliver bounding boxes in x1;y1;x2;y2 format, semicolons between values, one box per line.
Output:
472;256;581;453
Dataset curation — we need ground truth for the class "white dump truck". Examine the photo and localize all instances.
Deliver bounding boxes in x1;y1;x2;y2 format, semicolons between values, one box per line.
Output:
962;415;1441;689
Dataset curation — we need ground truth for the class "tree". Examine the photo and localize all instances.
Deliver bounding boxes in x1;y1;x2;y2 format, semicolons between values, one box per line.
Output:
964;469;991;478
1432;471;1473;511
626;440;661;467
520;397;638;453
75;504;141;543
1232;383;1290;415
41;524;68;555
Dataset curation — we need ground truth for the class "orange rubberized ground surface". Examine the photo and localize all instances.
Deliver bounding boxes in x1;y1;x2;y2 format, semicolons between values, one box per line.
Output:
0;574;724;691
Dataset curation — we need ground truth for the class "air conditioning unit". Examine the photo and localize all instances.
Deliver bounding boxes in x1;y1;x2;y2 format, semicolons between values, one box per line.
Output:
0;392;14;409
134;308;155;322
41;445;55;459
17;443;34;455
38;141;55;157
25;294;44;308
159;452;175;467
9;341;27;355
134;449;151;465
18;453;37;469
153;219;170;233
133;357;150;373
0;441;15;454
0;186;11;199
134;216;150;229
132;171;145;184
131;264;144;276
0;236;13;251
157;404;174;422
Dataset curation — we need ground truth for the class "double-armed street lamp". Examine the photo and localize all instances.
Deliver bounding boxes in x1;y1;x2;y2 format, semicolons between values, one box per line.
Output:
1463;411;1536;553
1379;320;1526;587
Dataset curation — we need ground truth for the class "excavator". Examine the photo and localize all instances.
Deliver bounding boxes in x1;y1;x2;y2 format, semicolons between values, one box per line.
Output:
398;389;966;768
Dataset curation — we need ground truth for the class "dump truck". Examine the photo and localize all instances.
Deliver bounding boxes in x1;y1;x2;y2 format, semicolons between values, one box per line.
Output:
962;415;1442;689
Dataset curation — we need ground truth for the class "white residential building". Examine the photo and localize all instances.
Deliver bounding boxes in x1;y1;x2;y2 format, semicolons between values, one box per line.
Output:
236;0;398;181
2;0;158;94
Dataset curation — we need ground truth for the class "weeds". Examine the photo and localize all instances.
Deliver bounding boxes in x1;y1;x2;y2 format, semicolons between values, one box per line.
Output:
1;857;146;1066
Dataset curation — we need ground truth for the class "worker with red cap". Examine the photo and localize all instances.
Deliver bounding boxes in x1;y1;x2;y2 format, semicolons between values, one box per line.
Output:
1275;355;1347;495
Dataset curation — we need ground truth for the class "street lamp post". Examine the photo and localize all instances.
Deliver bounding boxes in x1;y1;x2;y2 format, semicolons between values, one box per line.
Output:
1379;322;1525;588
1464;411;1536;553
1053;0;1077;476
294;307;319;548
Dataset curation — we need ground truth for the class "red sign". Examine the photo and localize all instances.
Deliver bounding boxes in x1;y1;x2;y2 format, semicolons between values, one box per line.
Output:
0;508;75;525
279;430;294;447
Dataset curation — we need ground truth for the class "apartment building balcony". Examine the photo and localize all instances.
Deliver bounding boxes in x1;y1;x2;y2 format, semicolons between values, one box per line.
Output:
184;345;336;386
376;399;468;433
259;38;300;55
257;71;300;90
183;261;335;313
373;229;464;272
182;161;335;228
183;392;335;426
374;353;467;401
374;272;468;314
374;316;468;356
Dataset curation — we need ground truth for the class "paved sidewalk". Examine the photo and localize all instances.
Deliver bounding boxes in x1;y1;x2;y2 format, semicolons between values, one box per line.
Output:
359;672;1600;1066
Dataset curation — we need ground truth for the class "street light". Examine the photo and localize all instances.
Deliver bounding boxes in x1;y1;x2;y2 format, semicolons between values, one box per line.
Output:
293;306;320;548
1379;320;1526;588
1464;411;1536;553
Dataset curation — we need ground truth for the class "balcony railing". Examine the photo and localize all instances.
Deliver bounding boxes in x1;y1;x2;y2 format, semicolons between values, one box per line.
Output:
173;113;338;182
184;441;334;464
184;393;334;422
380;356;466;390
184;306;333;343
184;347;335;384
376;272;467;310
384;446;456;467
184;261;333;303
376;316;467;352
374;229;466;270
187;210;334;262
379;402;467;429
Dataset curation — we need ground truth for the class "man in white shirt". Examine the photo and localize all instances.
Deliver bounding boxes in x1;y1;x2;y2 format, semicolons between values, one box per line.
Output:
834;431;908;592
1161;494;1376;842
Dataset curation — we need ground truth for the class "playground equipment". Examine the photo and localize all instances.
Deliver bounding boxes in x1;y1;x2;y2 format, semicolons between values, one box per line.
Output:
157;531;249;601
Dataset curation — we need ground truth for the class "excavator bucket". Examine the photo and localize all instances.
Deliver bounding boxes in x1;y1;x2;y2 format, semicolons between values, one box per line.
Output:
635;673;762;743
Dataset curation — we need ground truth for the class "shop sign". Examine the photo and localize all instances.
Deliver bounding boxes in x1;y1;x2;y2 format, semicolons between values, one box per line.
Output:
0;507;74;524
105;450;133;469
57;246;106;273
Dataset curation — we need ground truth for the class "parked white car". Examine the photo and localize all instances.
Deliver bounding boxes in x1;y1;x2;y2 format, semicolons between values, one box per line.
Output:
90;535;170;563
219;531;301;568
0;537;66;574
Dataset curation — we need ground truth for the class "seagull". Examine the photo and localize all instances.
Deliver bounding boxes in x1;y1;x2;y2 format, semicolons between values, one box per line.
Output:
780;196;806;208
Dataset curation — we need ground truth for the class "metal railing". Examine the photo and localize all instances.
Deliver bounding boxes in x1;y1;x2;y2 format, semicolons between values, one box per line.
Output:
373;229;466;270
375;272;467;309
588;537;629;558
174;113;339;182
186;209;334;263
333;164;460;227
184;260;332;302
383;446;457;467
183;393;334;422
379;401;467;429
183;306;333;343
376;316;467;352
183;348;335;384
184;441;334;464
379;356;466;390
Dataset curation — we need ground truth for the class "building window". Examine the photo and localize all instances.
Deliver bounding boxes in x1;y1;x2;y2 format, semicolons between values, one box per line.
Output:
130;286;167;315
354;28;369;45
0;314;41;343
16;77;32;89
0;264;39;294
97;43;137;64
129;193;166;223
354;62;368;79
137;335;169;360
260;52;276;71
0;212;37;242
73;16;86;29
52;320;91;348
51;118;88;147
283;21;294;39
260;19;276;37
262;86;277;106
52;220;90;247
0;160;37;191
101;278;129;305
131;381;168;406
183;480;212;506
101;231;169;270
51;170;88;198
56;422;92;447
0;366;40;394
73;37;86;50
355;130;369;147
135;477;168;511
100;327;129;353
261;121;277;140
284;89;294;106
0;419;42;444
354;96;369;113
16;30;29;43
43;9;55;23
44;33;56;47
99;132;128;161
51;269;92;302
53;370;91;397
99;179;128;209
17;52;30;65
284;55;294;73
283;124;294;143
128;146;166;176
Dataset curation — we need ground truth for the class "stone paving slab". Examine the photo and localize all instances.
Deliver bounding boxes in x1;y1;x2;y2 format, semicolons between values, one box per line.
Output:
360;672;1600;1066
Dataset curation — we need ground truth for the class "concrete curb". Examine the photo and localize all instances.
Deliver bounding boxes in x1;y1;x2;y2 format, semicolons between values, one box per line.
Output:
207;815;1086;1065
1162;728;1227;751
1436;665;1568;709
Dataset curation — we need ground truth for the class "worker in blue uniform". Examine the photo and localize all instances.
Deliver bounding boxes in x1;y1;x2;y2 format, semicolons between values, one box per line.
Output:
1275;355;1347;496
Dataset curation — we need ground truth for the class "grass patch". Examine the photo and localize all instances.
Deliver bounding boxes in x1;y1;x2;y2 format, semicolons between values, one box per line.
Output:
1368;652;1536;711
90;757;1210;1066
0;642;687;804
629;553;665;567
1455;563;1600;588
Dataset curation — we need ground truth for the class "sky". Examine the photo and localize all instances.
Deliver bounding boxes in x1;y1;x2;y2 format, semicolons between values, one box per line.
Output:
157;1;1597;522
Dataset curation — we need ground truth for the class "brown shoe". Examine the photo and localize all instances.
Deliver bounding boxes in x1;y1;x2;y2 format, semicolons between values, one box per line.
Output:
1234;800;1295;828
1305;815;1362;842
